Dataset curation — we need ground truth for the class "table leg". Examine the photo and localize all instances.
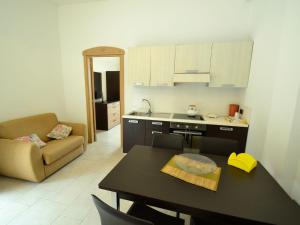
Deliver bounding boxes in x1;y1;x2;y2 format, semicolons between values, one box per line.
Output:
111;192;120;210
116;193;120;210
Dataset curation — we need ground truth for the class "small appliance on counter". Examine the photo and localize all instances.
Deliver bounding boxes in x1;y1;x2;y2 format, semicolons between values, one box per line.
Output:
187;105;198;117
229;104;239;117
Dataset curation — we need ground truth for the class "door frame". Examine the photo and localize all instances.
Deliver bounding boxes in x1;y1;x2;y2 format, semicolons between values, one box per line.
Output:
82;46;125;143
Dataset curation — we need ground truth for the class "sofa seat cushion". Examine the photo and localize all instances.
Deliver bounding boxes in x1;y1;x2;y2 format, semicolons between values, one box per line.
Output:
42;136;84;165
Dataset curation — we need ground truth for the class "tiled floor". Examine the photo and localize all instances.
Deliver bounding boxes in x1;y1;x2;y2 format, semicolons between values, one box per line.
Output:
0;125;190;225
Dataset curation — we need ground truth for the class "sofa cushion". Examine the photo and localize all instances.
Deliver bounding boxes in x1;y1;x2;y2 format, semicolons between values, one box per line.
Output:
0;113;58;142
42;136;84;165
47;124;72;140
15;134;47;148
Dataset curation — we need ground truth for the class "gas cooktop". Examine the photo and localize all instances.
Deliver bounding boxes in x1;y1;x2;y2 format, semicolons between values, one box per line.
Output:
173;113;204;121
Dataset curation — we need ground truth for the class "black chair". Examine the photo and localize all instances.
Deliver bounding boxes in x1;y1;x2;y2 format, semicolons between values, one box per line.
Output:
92;195;184;225
152;133;184;218
191;137;240;225
199;137;240;156
152;133;184;151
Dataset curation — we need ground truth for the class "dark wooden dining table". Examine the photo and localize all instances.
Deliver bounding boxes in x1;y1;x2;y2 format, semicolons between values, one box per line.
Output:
98;145;300;225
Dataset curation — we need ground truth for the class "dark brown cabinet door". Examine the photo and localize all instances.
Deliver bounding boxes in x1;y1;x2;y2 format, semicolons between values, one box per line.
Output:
95;102;108;130
123;119;146;153
106;71;120;102
145;120;170;146
206;125;248;153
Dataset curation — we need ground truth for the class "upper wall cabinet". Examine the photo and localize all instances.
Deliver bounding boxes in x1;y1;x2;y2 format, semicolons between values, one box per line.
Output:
128;47;151;86
128;40;253;88
209;41;253;87
150;46;175;87
174;43;212;74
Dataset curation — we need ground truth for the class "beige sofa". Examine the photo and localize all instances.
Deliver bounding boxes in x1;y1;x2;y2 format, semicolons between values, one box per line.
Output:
0;113;87;182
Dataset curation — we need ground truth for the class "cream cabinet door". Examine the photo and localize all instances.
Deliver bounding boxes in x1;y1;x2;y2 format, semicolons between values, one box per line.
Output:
150;46;175;86
175;43;212;73
128;47;151;86
210;41;253;87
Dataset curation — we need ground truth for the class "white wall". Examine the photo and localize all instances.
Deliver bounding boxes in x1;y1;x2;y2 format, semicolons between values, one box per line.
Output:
0;0;65;122
261;0;300;200
93;57;119;72
242;0;300;203
242;0;285;159
288;86;300;202
58;0;253;122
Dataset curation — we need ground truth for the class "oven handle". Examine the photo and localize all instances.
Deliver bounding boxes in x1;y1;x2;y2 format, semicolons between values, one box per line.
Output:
152;131;163;134
172;130;203;136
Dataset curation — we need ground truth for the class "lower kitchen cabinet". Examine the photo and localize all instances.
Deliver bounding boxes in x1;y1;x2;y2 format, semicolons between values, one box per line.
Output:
206;125;248;153
123;118;146;153
123;119;170;153
144;120;170;146
123;118;249;153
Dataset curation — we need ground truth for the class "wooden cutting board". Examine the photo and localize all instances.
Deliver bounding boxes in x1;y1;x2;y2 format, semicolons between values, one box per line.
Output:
161;155;221;191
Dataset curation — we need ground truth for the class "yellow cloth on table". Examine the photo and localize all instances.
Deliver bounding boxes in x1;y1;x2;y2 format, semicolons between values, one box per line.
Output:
161;155;221;191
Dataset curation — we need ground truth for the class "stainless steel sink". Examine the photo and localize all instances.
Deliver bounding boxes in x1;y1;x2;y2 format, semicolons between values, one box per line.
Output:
149;113;171;118
129;112;171;118
129;112;150;117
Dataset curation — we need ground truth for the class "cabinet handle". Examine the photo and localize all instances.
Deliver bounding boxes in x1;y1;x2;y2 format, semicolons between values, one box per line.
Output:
128;120;138;124
152;131;162;134
151;121;162;126
222;84;235;87
220;127;234;132
134;82;144;86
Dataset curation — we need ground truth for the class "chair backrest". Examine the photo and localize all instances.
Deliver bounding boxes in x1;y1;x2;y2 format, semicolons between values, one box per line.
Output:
91;195;154;225
199;137;239;156
152;133;184;151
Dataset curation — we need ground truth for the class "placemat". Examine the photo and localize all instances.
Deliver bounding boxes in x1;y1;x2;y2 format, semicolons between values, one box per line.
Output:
161;155;221;191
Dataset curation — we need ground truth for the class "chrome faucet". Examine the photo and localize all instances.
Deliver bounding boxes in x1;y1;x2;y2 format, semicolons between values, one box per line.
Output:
142;99;152;114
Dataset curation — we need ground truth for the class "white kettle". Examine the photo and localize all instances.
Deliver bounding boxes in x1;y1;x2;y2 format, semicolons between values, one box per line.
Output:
187;105;198;117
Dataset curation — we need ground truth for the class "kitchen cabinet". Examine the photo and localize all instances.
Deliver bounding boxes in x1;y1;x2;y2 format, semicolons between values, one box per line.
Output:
123;117;249;153
123;118;146;153
128;47;151;86
209;41;253;87
150;46;175;86
123;118;170;152
206;124;248;153
145;120;170;146
175;43;212;74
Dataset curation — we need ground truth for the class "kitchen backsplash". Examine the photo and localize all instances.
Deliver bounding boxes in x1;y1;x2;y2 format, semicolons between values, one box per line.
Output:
125;83;246;117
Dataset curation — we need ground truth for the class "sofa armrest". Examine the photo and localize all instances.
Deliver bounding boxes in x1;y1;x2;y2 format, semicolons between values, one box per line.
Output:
0;139;45;182
61;121;88;151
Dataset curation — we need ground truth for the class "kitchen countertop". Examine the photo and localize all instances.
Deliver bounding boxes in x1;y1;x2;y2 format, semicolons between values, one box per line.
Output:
123;112;249;128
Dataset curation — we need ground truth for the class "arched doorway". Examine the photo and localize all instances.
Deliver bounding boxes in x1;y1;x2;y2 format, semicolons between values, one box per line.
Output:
82;46;125;144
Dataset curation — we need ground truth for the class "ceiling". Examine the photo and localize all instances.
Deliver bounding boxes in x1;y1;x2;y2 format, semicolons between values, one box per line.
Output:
50;0;103;5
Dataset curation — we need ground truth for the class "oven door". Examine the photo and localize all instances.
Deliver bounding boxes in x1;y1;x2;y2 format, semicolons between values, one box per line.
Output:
171;130;204;149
